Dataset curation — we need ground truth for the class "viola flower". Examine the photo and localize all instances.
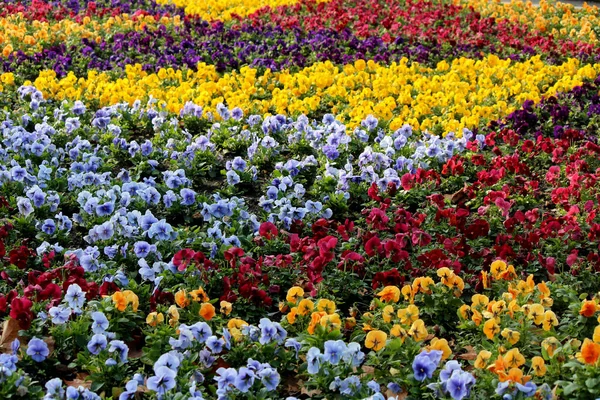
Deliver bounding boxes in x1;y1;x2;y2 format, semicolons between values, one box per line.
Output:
219;301;232;315
146;312;164;327
199;303;216;321
577;339;600;365
147;366;177;395
26;338;49;362
579;300;598;317
412;351;439;382
446;369;476;400
365;330;387;352
377;286;400;303
87;334;108;355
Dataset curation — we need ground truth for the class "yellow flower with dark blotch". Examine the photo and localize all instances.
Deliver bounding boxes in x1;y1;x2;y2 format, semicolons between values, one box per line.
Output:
474;350;492;369
390;324;408;342
168;305;179;327
501;328;520;345
316;299;336;314
220;301;232;316
428;338;452;360
286;286;304;303
175;289;190;308
542;337;560;358
503;348;525;368
436;267;454;284
298;299;315;316
531;356;547;377
542;310;558;331
448;275;464;295
489;300;506;320
146;312;164;327
483;319;500;340
540;297;554;308
365;330;387;351
190;287;209;302
490;260;508;279
382;305;395;323
526;304;545;325
401;285;414;302
481;270;490;289
409;319;428;342
397;305;419;325
377;286;400;303
320;313;341;331
458;304;472;320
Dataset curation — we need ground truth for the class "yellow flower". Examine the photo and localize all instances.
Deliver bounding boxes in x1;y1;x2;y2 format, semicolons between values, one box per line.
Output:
593;325;600;344
542;337;560;358
474;350;492;369
316;299;336;314
168;305;179;327
503;348;525;368
390;324;408;342
458;304;472;320
286;286;304;303
320;313;341;331
483;319;500;340
227;318;248;330
471;294;489;309
146;312;164;327
526;304;545;325
490;260;508;279
428;338;452;360
365;330;387;351
397;305;419;325
377;286;400;303
190;287;209;302
436;267;454;284
408;319;428;342
501;328;521;345
382;305;395;323
220;301;232;316
175;289;190;308
401;284;413;302
472;309;483;326
345;317;356;330
298;299;315;316
531;356;547;377
542;310;558;331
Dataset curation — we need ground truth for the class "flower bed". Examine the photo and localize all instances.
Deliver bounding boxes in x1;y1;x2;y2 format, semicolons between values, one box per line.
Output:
0;0;599;399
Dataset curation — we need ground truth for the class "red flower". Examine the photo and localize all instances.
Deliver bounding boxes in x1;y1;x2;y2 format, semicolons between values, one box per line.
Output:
9;297;34;330
259;222;278;240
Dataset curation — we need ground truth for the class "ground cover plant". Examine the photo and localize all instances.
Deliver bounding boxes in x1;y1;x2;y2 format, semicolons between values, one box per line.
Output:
0;0;600;398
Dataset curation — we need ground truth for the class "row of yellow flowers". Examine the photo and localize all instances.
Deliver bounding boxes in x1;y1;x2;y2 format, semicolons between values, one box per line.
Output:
11;55;599;135
462;0;600;45
153;0;330;21
0;13;180;56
